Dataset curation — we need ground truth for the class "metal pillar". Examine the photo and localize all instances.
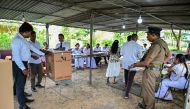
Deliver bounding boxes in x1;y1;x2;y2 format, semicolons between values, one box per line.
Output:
136;23;138;34
89;12;94;85
45;23;49;45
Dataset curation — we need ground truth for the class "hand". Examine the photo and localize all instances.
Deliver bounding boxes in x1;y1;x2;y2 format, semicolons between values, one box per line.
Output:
22;69;29;76
129;63;136;69
45;51;51;56
128;65;134;69
31;55;39;60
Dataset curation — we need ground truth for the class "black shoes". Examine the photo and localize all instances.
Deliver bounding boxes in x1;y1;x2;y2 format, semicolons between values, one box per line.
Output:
19;105;31;109
25;98;34;103
24;92;32;97
36;84;45;88
137;103;146;109
31;87;37;92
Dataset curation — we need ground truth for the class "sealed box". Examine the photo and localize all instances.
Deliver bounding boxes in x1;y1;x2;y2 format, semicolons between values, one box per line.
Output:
46;51;72;81
0;59;13;109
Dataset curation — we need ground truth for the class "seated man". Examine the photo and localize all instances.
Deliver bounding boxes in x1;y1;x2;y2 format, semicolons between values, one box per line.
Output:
93;43;102;66
83;43;97;68
102;44;110;64
155;54;188;100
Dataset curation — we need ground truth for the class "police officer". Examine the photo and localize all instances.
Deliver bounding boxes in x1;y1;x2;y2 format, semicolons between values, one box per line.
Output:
130;26;171;109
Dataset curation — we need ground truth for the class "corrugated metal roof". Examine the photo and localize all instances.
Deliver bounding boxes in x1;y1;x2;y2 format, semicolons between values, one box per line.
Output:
0;0;190;32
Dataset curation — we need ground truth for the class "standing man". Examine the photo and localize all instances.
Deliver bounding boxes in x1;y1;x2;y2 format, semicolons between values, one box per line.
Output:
55;33;70;51
120;35;132;57
28;31;44;92
94;43;102;66
130;26;170;109
120;34;143;98
12;22;45;109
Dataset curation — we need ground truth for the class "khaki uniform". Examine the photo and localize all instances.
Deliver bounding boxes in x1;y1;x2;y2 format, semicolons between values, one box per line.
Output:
142;38;170;109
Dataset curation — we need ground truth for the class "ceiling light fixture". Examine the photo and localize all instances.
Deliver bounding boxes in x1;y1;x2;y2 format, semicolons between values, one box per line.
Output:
122;25;126;29
137;15;142;24
22;13;26;22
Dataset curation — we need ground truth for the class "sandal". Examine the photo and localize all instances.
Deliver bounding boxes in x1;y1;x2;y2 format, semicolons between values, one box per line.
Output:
124;96;129;99
137;103;146;109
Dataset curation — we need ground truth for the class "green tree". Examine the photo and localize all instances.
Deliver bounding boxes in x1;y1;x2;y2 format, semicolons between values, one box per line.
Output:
0;33;14;49
113;32;133;46
35;29;46;47
0;23;17;49
171;29;182;50
61;26;90;43
101;39;113;47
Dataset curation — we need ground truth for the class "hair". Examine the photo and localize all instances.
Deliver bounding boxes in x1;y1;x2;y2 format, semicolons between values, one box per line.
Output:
31;31;36;35
188;43;190;48
43;42;48;46
111;40;119;54
131;34;138;40
127;35;132;42
86;43;90;49
19;22;33;33
58;34;64;38
75;43;80;46
175;54;188;79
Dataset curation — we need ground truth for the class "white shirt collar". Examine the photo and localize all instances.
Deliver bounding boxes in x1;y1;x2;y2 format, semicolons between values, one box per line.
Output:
16;32;25;39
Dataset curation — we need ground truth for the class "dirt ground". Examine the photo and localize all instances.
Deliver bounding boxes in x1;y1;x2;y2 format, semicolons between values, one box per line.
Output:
14;66;183;109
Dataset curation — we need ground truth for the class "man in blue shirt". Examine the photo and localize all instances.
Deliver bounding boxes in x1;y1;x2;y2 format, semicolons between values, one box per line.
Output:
12;22;45;109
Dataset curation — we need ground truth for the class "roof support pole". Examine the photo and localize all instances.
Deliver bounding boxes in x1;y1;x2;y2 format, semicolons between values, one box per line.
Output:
89;11;94;85
45;23;49;45
136;23;138;34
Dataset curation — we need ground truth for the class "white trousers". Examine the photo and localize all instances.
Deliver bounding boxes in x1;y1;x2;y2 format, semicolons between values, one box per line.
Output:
85;57;97;68
155;77;188;100
74;58;84;68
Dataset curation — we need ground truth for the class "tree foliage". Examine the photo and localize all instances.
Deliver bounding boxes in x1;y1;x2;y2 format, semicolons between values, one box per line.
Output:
113;32;134;46
0;22;46;49
0;33;14;49
61;26;90;41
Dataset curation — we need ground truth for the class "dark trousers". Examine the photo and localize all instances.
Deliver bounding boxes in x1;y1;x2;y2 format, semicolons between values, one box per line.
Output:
94;57;101;65
124;69;136;96
29;63;43;88
103;56;109;64
13;61;28;107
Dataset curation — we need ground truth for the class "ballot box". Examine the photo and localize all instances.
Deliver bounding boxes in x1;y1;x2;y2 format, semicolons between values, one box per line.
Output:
46;51;72;81
0;59;14;109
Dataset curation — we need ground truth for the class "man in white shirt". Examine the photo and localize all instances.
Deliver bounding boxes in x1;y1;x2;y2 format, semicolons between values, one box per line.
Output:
120;34;143;98
12;22;45;109
55;34;70;51
28;31;44;92
120;35;132;54
94;43;102;66
102;44;110;64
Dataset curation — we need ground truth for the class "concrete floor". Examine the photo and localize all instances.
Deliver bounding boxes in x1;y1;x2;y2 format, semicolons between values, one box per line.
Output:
14;66;182;109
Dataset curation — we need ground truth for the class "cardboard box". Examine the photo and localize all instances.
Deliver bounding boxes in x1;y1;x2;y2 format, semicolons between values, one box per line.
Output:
0;59;14;109
46;51;72;81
